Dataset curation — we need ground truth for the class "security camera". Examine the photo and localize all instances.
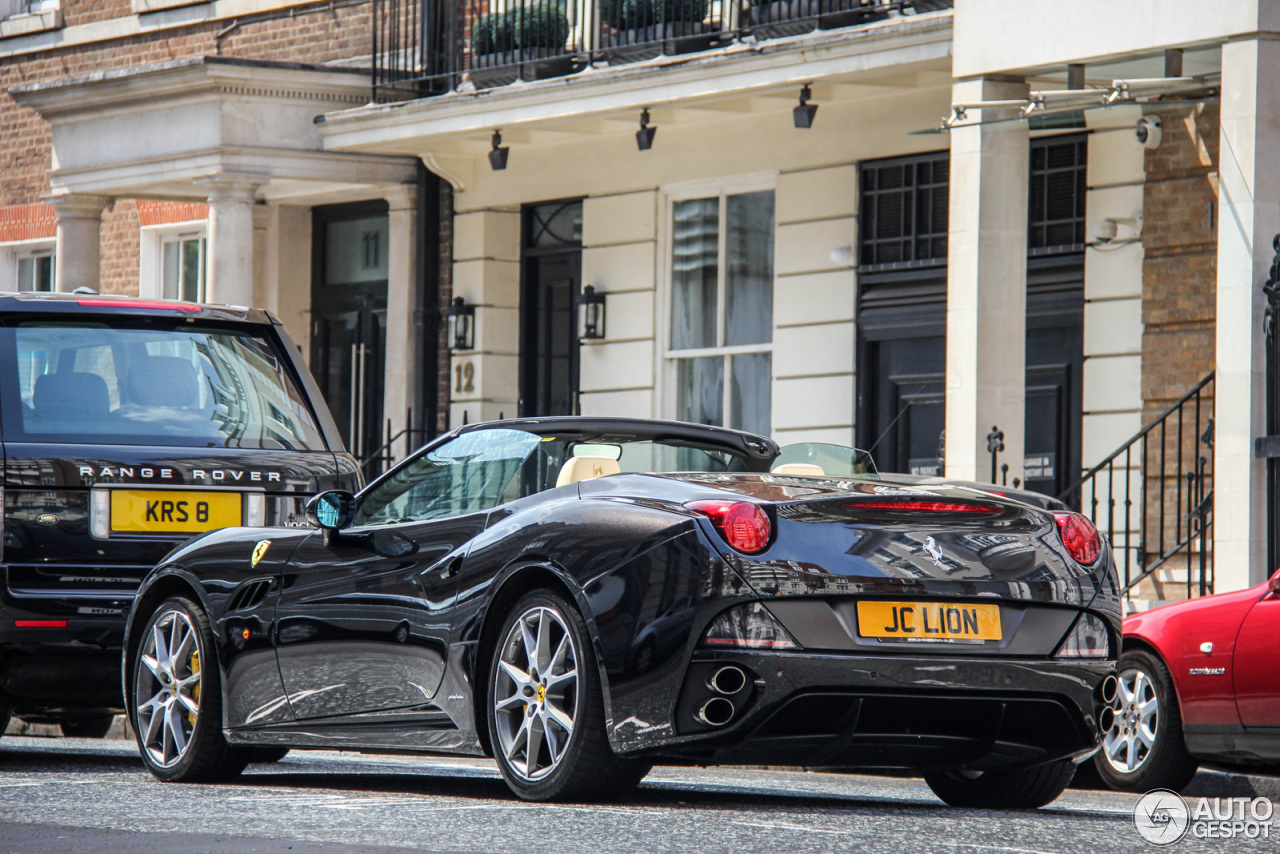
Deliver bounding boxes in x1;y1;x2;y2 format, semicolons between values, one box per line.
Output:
1092;212;1143;244
1136;116;1162;149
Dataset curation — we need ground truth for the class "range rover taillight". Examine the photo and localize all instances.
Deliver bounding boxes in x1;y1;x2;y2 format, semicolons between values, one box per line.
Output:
685;500;772;554
1054;512;1101;565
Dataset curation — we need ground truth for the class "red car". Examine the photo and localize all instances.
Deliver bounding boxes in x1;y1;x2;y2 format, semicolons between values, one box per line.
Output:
1095;568;1280;791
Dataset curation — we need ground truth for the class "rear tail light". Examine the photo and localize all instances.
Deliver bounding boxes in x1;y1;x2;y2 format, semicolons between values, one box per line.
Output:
1054;512;1101;565
702;603;800;650
245;493;266;527
90;488;111;539
685;500;772;554
1055;612;1110;659
845;500;999;513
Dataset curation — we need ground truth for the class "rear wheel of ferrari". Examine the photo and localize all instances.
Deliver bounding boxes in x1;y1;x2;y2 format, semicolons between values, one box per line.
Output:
132;597;247;783
1095;649;1198;793
924;760;1076;809
488;590;649;801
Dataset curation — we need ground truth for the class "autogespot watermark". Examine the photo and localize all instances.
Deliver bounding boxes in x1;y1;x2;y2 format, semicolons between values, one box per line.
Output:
1134;788;1275;845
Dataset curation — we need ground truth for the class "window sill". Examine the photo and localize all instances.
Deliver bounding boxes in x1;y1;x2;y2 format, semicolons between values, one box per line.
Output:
0;10;63;39
132;0;209;12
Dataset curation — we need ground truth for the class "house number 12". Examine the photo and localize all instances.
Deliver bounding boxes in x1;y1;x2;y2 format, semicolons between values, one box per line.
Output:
454;361;475;393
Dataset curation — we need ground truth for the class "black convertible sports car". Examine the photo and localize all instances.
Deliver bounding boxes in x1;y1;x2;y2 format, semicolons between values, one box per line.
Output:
123;417;1121;807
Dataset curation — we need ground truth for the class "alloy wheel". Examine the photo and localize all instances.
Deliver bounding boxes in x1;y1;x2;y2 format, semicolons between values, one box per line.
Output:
492;605;580;782
135;608;203;768
1102;665;1159;774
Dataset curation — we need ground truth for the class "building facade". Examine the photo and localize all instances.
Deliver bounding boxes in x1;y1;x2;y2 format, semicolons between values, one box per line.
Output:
4;0;1275;605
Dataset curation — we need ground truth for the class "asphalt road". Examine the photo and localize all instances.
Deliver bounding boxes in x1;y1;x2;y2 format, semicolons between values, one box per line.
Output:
0;736;1276;854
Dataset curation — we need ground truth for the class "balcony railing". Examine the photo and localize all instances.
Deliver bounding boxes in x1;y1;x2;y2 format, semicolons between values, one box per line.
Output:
372;0;952;102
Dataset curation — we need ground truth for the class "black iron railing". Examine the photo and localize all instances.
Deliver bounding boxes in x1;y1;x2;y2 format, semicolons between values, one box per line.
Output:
371;0;951;102
359;408;433;479
1058;373;1215;601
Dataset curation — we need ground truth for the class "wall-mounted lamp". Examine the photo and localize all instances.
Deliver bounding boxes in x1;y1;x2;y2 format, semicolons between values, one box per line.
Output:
793;84;818;129
636;109;656;151
448;296;476;351
488;130;509;171
578;285;606;341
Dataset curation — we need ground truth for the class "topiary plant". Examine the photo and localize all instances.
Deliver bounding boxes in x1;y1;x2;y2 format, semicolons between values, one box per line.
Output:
515;2;570;48
608;0;708;28
471;11;516;55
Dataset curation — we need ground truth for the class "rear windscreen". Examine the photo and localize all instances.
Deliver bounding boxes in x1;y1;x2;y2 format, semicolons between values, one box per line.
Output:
0;320;327;450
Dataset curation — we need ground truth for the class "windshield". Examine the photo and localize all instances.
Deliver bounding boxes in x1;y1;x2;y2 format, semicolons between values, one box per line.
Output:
353;428;751;526
0;320;327;450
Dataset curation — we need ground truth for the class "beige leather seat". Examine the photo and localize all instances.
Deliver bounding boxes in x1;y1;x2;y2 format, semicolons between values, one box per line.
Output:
770;463;825;476
556;455;622;488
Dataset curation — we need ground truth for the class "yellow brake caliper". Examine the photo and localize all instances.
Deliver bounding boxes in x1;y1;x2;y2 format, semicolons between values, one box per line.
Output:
187;650;200;725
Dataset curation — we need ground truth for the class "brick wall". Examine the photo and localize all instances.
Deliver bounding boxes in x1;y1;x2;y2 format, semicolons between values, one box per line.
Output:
1142;102;1219;412
0;1;374;206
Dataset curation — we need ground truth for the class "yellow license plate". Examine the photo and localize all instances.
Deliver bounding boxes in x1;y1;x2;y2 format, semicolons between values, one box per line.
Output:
110;490;242;534
856;601;1002;641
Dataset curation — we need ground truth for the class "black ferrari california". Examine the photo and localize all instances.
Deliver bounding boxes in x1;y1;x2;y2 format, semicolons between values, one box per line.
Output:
123;417;1121;807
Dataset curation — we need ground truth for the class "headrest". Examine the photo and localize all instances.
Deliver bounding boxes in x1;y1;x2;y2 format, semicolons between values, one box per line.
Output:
556;455;621;488
127;356;199;408
33;372;110;419
771;463;826;476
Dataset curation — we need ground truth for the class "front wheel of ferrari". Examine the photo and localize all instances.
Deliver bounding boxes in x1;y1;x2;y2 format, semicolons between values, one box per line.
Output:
488;590;648;802
924;760;1076;809
132;597;247;783
1094;649;1198;793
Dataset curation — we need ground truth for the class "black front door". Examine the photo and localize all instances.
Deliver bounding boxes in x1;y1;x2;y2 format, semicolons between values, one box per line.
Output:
1023;269;1084;498
310;202;388;476
520;200;583;417
858;325;946;476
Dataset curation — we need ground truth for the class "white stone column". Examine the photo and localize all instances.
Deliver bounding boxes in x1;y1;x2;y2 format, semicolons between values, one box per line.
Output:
384;184;421;458
944;77;1030;484
204;178;261;307
48;194;109;293
1214;37;1280;591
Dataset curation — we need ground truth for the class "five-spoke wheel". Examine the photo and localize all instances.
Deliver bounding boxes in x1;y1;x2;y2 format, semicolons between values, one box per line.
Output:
488;590;650;801
1094;649;1198;792
132;597;247;782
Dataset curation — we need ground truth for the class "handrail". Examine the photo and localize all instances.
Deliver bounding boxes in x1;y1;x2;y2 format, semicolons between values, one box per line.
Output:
1058;372;1215;604
1057;372;1215;503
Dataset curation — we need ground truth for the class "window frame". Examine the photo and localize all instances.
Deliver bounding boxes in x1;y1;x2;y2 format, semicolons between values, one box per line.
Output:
0;239;56;293
657;173;776;435
857;150;950;274
140;220;208;302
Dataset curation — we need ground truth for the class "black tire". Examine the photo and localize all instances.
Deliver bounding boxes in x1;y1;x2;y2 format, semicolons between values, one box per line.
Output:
1094;649;1198;793
487;589;649;802
131;596;248;783
925;761;1077;809
60;714;116;739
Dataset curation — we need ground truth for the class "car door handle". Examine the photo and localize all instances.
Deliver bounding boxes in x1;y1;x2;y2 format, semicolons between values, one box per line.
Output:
441;556;463;578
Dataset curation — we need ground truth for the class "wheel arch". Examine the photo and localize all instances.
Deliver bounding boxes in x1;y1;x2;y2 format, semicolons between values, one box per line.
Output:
471;560;606;759
121;568;209;713
1118;635;1186;711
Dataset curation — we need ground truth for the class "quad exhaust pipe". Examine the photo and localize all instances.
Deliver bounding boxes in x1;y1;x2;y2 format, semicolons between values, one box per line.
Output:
1099;674;1119;705
706;665;747;695
696;697;736;727
1099;706;1116;733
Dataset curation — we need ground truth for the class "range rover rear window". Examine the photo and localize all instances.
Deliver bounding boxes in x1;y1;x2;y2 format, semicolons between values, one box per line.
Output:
0;320;327;450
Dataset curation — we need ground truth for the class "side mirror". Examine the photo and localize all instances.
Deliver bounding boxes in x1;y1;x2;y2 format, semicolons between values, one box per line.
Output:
1270;567;1280;597
306;491;356;531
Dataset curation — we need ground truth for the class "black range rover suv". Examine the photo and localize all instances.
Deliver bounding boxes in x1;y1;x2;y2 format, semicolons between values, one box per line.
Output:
0;293;360;736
